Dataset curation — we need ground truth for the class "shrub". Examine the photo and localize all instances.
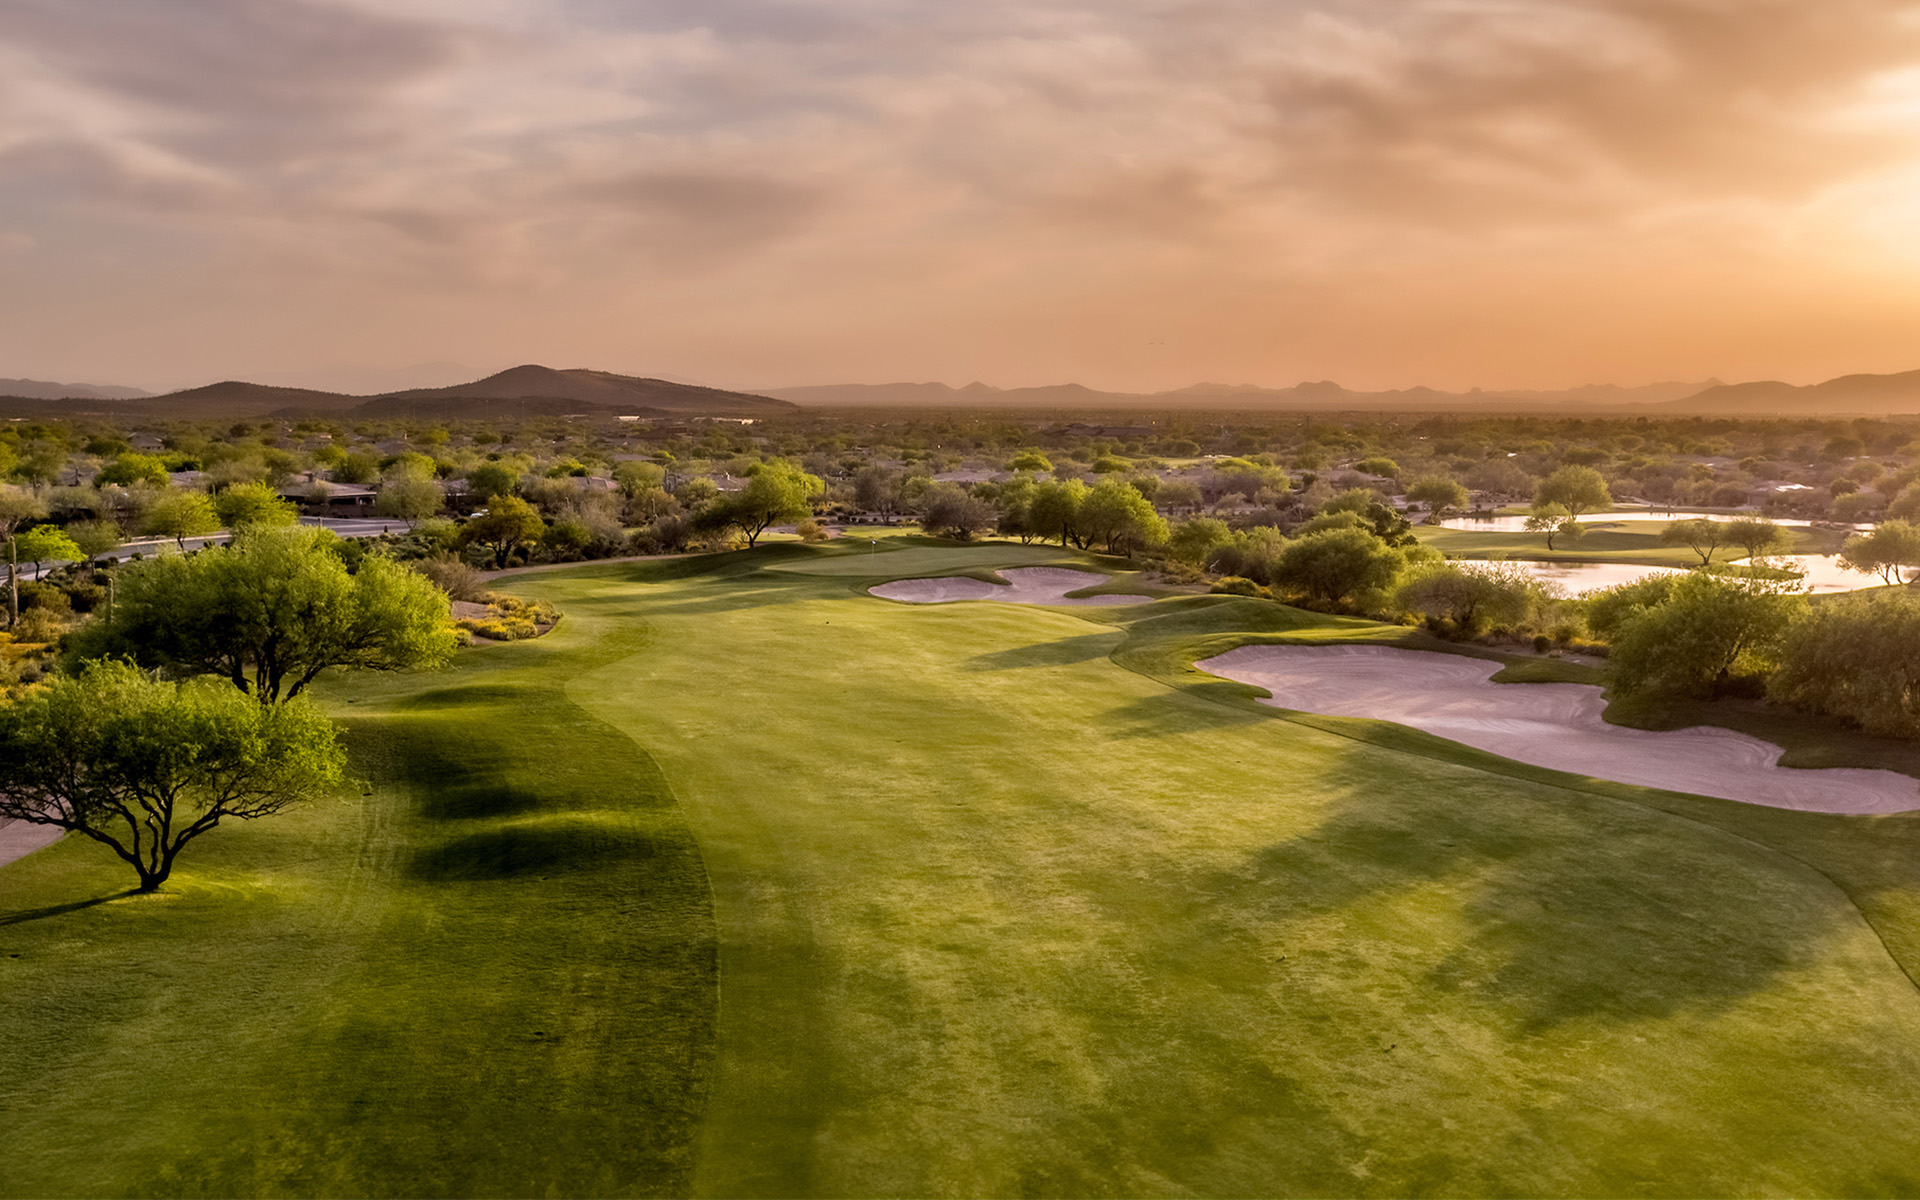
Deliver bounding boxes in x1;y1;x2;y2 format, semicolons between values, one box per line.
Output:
1770;591;1920;738
1210;576;1267;597
796;518;829;542
410;558;489;603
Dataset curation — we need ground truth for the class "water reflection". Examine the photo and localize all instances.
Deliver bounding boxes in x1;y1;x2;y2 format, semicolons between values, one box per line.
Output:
1438;509;1845;534
1495;555;1883;595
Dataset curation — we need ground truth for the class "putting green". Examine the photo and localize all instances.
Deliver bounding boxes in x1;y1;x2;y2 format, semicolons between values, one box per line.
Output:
6;541;1920;1197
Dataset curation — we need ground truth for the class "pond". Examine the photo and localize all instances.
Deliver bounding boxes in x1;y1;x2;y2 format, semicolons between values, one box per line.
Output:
1438;509;1845;534
1503;555;1885;595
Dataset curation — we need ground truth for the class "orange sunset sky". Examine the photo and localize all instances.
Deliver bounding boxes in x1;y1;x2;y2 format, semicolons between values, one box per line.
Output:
3;0;1920;395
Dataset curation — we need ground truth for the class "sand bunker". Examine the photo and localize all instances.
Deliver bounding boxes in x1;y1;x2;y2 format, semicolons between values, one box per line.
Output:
871;567;1149;606
0;818;63;870
1198;644;1919;814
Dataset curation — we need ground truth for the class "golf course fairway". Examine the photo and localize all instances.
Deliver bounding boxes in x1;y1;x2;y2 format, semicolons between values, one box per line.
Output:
6;537;1920;1197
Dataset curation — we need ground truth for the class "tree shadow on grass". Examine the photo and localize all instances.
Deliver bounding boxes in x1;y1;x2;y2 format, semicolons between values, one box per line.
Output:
961;633;1121;672
408;818;663;882
0;890;136;927
1204;753;1859;1034
1098;687;1276;739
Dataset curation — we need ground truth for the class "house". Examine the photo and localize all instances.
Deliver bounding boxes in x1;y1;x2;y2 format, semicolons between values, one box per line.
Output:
129;432;165;452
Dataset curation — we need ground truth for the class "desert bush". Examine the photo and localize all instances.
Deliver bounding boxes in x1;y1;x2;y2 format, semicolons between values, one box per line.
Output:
796;518;829;542
1209;576;1268;597
410;558;489;603
1770;590;1920;738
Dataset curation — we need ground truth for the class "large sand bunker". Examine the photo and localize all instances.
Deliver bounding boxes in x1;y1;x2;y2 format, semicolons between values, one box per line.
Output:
1198;644;1920;814
0;818;63;870
871;567;1149;606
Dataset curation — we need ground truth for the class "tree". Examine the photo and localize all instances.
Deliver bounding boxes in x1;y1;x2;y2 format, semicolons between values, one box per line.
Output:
374;476;445;527
1157;479;1203;515
1770;591;1920;739
1026;479;1088;548
1609;572;1802;698
851;465;907;520
74;526;458;703
1524;502;1583;551
66;518;124;565
1659;518;1729;566
1167;516;1232;564
1583;573;1683;641
1076;478;1169;556
15;525;80;577
95;452;171;488
214;480;299;530
1396;561;1540;638
459;495;547;568
1839;520;1920;585
1007;450;1052;472
1272;527;1406;610
467;462;523;500
613;460;666;497
1534;465;1612;518
0;661;344;891
1;485;50;628
918;483;997;540
141;490;220;549
1406;476;1469;519
1724;516;1788;560
710;461;824;547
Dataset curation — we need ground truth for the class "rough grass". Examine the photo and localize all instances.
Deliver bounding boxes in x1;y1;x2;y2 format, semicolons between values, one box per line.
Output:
7;539;1920;1197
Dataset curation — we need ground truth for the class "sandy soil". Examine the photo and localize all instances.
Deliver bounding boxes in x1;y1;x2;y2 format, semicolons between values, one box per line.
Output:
1198;644;1920;814
871;567;1150;606
0;818;64;871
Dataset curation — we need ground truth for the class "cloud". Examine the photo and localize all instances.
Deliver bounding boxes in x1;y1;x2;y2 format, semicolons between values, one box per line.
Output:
3;0;1920;387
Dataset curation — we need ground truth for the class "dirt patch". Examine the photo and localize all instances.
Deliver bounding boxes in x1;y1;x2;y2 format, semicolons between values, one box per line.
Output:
1198;643;1919;814
870;567;1150;606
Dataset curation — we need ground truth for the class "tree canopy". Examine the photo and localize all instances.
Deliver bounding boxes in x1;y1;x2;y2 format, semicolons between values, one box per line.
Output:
1524;502;1582;551
1609;572;1802;698
1659;518;1729;566
1770;590;1920;739
74;526;458;702
0;660;344;891
141;490;220;548
1076;479;1168;556
711;461;824;547
1534;465;1612;518
213;481;299;530
1839;520;1920;585
1272;527;1408;610
459;495;546;568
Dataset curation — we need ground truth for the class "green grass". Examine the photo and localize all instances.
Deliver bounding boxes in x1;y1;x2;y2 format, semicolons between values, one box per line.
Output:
7;545;1920;1196
1416;521;1841;565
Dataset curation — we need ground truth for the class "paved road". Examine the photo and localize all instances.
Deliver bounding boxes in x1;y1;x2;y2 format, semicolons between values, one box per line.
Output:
10;517;399;583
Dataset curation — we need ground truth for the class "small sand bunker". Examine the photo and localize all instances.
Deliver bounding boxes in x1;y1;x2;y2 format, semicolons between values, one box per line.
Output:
1198;644;1920;814
871;567;1149;606
0;818;63;870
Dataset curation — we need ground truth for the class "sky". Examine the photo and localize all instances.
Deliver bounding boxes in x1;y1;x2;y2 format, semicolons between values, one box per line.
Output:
3;0;1920;395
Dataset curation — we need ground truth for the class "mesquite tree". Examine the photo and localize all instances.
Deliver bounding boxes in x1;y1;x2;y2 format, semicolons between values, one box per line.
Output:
0;661;344;891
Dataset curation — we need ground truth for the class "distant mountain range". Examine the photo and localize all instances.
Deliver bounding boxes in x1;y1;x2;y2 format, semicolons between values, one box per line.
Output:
9;364;1920;418
0;365;795;420
766;371;1920;415
0;377;154;401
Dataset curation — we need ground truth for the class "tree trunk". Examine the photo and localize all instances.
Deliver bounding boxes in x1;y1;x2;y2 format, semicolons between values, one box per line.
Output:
6;538;15;630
